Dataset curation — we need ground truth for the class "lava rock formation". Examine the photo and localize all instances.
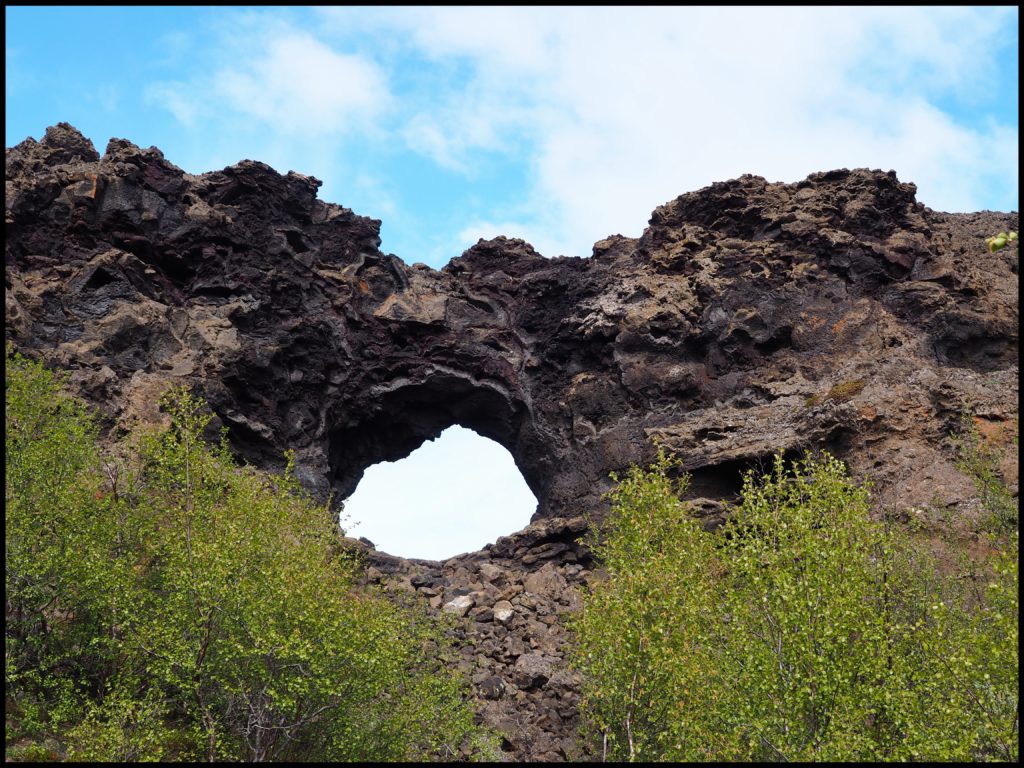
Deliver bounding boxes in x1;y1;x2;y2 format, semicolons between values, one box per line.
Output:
5;123;1018;760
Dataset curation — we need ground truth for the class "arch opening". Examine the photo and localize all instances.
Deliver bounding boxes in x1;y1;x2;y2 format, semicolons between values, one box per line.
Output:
341;425;538;561
326;374;551;560
328;375;548;496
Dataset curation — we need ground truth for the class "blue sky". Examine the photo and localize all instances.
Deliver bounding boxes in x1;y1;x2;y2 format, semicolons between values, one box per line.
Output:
6;6;1019;559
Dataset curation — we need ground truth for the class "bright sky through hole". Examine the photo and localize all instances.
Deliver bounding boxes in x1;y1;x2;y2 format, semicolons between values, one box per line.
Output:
341;426;537;561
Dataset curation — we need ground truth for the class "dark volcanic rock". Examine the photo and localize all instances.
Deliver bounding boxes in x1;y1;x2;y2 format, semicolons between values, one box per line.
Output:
5;125;1019;761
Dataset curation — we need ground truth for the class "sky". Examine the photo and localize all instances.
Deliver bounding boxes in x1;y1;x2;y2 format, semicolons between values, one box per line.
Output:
6;6;1019;559
341;426;538;561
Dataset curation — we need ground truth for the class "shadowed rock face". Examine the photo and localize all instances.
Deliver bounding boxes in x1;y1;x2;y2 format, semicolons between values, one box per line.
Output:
6;124;1018;524
6;124;1018;760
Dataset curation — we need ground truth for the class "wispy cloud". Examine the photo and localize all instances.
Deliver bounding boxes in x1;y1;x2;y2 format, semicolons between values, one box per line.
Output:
145;18;390;142
5;45;39;100
213;33;389;137
145;6;1016;259
320;6;1018;253
87;83;120;113
146;81;201;129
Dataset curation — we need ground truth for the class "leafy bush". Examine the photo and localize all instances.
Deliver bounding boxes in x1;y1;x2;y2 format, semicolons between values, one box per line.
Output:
953;414;1018;533
5;352;484;761
572;449;1018;761
6;349;115;747
985;230;1017;253
570;451;723;761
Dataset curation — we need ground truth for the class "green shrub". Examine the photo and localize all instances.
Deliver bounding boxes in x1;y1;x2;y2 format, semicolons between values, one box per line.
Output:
5;350;115;745
5;352;484;761
953;414;1018;533
571;450;724;761
572;449;1018;761
985;230;1017;253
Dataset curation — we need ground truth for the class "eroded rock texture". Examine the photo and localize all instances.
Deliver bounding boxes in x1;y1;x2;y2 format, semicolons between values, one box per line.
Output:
6;124;1019;760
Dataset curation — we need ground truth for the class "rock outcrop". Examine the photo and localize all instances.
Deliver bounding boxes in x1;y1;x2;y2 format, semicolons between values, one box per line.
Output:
6;124;1018;760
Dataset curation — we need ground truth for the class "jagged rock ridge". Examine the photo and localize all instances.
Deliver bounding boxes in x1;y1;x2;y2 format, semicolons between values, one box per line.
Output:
6;124;1018;760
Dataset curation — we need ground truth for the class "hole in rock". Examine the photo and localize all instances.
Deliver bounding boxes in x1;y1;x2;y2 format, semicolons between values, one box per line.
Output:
341;425;538;561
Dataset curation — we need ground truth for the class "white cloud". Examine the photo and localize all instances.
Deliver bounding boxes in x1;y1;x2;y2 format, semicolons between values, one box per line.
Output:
145;7;1017;251
145;81;200;128
316;6;558;76
455;213;601;261
147;21;389;141
850;6;1014;99
402;112;472;173
213;33;388;137
340;6;1017;254
351;173;398;219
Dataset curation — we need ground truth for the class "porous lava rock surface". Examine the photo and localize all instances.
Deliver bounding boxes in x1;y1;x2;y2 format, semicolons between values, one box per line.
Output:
5;124;1019;760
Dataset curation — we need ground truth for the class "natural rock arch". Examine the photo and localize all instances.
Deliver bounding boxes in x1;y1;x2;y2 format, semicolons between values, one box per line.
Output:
5;123;1019;535
5;123;1018;762
325;372;547;508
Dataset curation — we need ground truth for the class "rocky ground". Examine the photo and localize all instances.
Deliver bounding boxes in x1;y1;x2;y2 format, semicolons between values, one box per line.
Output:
352;516;593;760
6;124;1018;760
